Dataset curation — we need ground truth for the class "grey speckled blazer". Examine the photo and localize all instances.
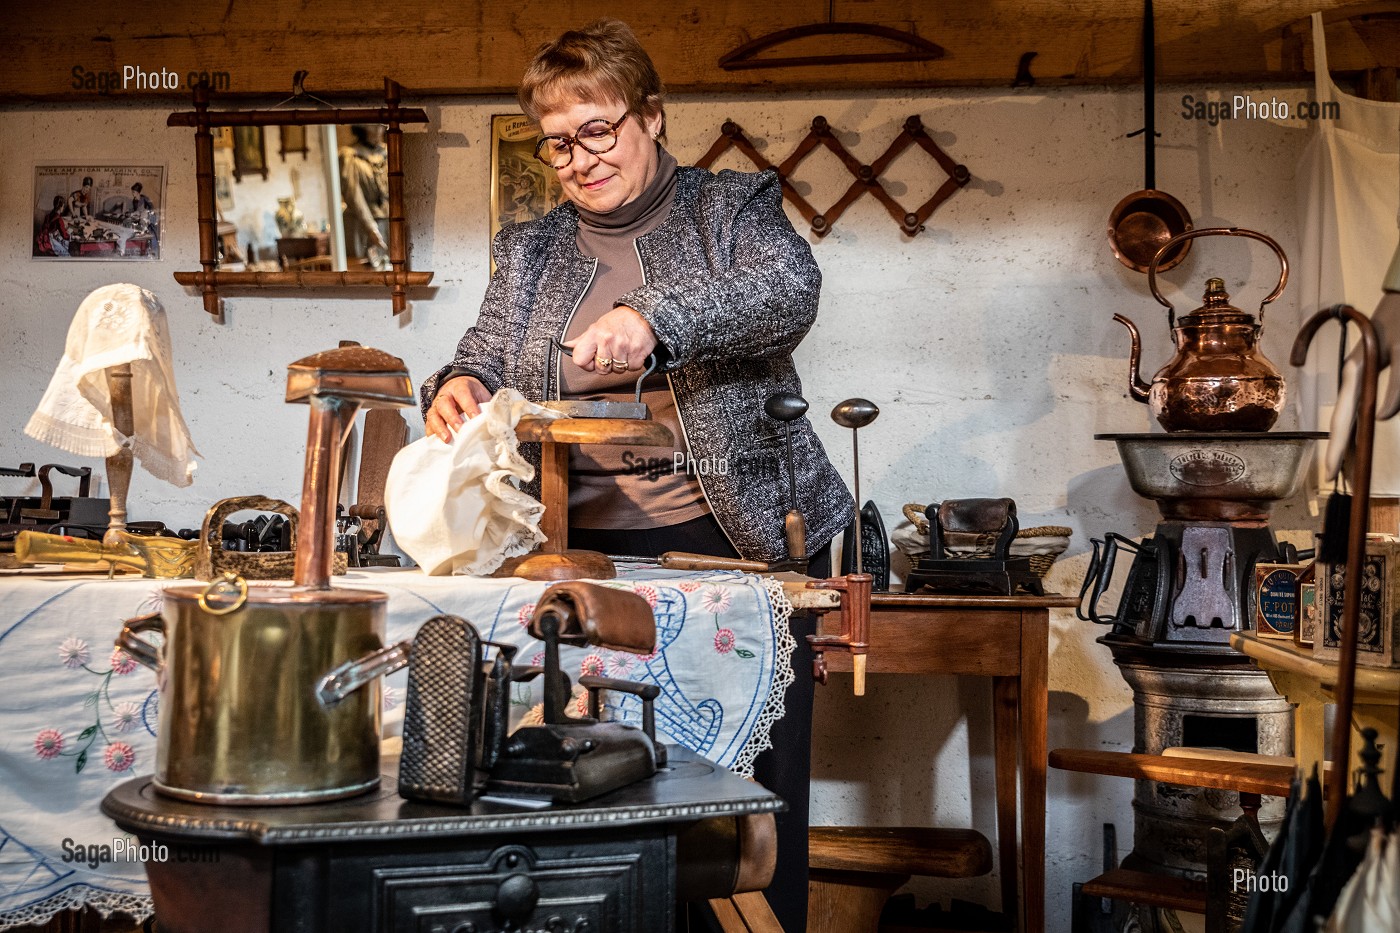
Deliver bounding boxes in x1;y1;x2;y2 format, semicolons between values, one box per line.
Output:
421;165;853;562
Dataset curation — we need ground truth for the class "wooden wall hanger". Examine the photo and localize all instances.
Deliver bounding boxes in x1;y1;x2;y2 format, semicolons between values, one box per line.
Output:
696;116;970;238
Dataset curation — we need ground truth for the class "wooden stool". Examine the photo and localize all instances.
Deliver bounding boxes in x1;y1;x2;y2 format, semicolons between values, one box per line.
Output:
495;416;673;581
808;826;993;933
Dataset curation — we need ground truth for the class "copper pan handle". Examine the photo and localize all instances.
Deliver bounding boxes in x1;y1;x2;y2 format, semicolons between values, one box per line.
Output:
316;640;411;708
1148;227;1289;330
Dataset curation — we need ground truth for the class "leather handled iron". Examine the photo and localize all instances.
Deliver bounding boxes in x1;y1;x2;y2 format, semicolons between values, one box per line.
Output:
485;582;665;802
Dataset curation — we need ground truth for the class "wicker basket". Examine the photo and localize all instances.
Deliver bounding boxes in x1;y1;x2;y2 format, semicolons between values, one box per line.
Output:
900;504;1070;579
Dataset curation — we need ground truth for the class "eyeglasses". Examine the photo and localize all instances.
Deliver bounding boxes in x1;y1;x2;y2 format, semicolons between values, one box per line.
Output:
533;113;629;169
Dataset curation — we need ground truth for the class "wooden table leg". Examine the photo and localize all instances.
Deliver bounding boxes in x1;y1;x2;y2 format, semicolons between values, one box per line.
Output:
993;675;1021;931
1020;609;1048;933
1263;669;1329;780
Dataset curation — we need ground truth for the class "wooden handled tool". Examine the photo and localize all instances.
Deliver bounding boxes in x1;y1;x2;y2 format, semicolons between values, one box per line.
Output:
765;391;809;563
103;364;134;549
658;552;809;573
285;346;413;589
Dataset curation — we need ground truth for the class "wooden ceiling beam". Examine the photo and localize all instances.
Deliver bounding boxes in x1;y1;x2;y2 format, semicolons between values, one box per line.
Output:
6;0;1400;102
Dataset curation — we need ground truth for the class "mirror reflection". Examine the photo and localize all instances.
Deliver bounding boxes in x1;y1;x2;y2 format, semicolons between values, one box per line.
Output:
212;123;390;274
337;123;391;271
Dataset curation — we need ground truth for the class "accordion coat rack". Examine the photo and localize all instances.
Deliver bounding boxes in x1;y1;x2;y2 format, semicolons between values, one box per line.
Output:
696;115;971;237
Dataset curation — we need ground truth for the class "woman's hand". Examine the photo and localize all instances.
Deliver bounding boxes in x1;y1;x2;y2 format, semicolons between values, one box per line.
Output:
571;306;658;373
425;376;492;443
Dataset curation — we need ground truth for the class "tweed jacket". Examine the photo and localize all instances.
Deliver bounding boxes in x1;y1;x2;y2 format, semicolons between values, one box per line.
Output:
421;165;853;562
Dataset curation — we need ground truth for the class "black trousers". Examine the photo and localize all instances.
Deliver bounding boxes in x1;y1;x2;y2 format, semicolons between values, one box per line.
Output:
571;515;826;933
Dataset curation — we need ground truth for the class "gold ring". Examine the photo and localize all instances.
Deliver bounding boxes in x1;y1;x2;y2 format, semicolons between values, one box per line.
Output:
596;356;612;367
198;571;248;615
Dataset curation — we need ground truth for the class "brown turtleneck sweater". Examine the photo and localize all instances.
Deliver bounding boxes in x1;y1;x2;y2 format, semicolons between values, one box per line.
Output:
561;147;708;530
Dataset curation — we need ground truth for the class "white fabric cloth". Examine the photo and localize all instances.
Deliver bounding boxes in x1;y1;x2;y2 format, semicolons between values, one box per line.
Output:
23;284;199;487
1325;825;1396;932
1297;11;1400;493
384;388;560;575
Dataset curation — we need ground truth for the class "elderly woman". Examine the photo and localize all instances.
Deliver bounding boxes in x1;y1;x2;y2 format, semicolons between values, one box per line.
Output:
421;22;850;926
423;20;849;566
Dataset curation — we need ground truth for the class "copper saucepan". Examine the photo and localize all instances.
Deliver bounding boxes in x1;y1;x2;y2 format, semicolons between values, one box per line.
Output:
1108;0;1193;273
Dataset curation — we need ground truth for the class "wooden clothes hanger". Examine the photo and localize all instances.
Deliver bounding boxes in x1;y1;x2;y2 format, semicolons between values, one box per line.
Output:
719;0;943;70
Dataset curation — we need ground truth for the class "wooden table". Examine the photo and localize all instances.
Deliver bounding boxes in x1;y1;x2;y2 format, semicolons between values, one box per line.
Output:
816;592;1076;933
1231;632;1400;782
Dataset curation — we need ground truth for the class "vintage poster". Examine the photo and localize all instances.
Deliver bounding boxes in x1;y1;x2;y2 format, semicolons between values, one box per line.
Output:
490;114;564;249
32;165;165;261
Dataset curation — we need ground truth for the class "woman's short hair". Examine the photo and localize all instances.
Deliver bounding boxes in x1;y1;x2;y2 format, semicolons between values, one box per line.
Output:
519;19;666;138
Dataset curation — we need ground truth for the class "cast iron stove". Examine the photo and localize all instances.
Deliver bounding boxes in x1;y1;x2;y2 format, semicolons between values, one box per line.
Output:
1078;431;1322;901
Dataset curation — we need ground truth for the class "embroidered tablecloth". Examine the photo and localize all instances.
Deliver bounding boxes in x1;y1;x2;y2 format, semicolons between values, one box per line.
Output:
0;566;794;928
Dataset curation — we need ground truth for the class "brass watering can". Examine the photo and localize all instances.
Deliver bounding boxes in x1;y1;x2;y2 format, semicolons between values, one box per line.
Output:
1115;227;1288;432
114;347;415;805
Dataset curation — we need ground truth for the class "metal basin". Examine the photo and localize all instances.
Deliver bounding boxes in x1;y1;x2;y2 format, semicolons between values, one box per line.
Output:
1097;432;1325;522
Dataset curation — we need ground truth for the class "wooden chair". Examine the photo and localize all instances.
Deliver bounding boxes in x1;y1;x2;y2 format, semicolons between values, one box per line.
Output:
1048;748;1295;932
807;826;994;933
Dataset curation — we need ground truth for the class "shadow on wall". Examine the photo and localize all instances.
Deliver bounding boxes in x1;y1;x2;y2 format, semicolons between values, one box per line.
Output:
811;673;993;825
1065;463;1163;562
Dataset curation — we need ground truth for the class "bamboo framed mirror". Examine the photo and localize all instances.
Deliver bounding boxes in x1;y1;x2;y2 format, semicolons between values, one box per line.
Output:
169;78;432;315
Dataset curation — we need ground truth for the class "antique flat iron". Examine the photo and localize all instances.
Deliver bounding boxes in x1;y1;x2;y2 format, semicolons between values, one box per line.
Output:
905;498;1044;596
539;337;658;420
485;582;665;803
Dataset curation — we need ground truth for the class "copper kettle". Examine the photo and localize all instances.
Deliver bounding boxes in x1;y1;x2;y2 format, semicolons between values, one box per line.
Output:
1115;227;1288;433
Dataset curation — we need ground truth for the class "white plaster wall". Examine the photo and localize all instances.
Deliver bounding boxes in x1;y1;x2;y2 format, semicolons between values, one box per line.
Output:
1;85;1322;930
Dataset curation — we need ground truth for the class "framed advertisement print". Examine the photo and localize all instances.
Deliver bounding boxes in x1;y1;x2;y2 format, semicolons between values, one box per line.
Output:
32;164;165;261
489;114;564;250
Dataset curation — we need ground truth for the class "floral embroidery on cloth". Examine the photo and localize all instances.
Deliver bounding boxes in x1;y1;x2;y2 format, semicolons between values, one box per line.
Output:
34;637;154;774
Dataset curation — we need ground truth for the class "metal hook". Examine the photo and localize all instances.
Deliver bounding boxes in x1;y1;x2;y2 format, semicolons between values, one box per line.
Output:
271;71;333;110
